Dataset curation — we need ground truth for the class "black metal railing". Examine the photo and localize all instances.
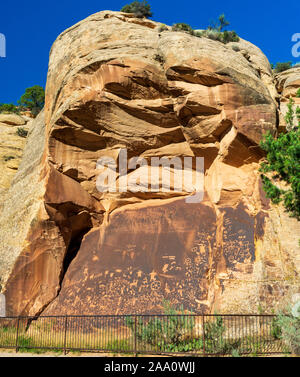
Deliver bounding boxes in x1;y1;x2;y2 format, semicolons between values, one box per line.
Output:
0;314;289;356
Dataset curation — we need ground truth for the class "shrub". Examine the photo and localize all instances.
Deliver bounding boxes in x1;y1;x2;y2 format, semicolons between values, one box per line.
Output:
274;305;300;355
203;316;241;354
172;23;194;35
125;301;198;352
222;30;239;43
260;101;300;220
274;62;292;73
0;103;20;114
196;14;239;44
16;127;28;138
158;23;168;33
199;29;239;44
121;1;153;19
296;88;300;98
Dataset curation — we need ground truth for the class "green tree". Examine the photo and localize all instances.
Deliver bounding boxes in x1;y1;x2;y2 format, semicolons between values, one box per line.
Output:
121;1;153;19
208;13;230;32
260;102;300;219
296;88;300;98
274;62;292;73
18;85;45;116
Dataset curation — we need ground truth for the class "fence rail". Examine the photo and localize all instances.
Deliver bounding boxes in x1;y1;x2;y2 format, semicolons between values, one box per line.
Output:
0;314;289;356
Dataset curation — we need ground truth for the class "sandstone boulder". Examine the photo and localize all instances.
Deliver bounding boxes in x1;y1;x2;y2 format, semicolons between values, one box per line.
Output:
0;11;299;316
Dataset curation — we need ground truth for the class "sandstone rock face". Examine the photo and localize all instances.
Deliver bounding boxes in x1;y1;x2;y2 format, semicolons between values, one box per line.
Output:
0;114;33;211
0;11;299;316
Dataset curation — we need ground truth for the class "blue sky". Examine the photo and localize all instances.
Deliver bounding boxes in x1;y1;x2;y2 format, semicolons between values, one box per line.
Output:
0;0;299;104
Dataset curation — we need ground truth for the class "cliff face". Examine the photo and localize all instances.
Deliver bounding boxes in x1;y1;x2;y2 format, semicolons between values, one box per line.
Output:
0;11;299;316
0;114;32;212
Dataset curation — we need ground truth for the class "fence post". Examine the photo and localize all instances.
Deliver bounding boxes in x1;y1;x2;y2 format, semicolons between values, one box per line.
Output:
134;315;137;357
202;315;205;356
63;316;68;355
15;317;20;353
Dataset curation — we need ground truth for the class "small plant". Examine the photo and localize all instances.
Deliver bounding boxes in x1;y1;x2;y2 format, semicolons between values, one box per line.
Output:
0;103;20;114
273;62;292;73
121;1;153;19
271;317;282;340
296;88;300;98
274;306;300;355
199;14;240;44
16;127;28;138
125;301;198;353
158;23;168;33
231;349;240;357
208;13;230;32
172;23;194;35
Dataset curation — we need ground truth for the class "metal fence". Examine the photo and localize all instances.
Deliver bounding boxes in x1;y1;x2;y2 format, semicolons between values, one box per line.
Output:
0;314;289;356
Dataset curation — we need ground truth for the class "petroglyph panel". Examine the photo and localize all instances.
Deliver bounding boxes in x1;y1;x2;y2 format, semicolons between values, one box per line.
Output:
45;198;217;314
221;203;256;270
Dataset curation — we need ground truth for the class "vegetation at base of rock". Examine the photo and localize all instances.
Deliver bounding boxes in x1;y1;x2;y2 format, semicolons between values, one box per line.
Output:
296;88;300;98
260;100;300;220
121;1;152;19
273;306;300;355
16;127;28;138
17;85;45;117
125;302;240;354
0;103;20;114
273;62;292;73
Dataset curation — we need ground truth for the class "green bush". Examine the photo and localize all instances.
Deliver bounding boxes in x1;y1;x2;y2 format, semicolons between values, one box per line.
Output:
158;23;168;33
172;23;194;35
203;316;241;354
121;1;153;19
194;15;239;44
0;103;20;114
260;101;300;220
296;88;300;98
275;307;300;355
125;301;198;353
198;29;239;44
274;62;292;73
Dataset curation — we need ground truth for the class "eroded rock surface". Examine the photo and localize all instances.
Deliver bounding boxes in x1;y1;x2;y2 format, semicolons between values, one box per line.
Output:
0;114;33;212
0;11;299;316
